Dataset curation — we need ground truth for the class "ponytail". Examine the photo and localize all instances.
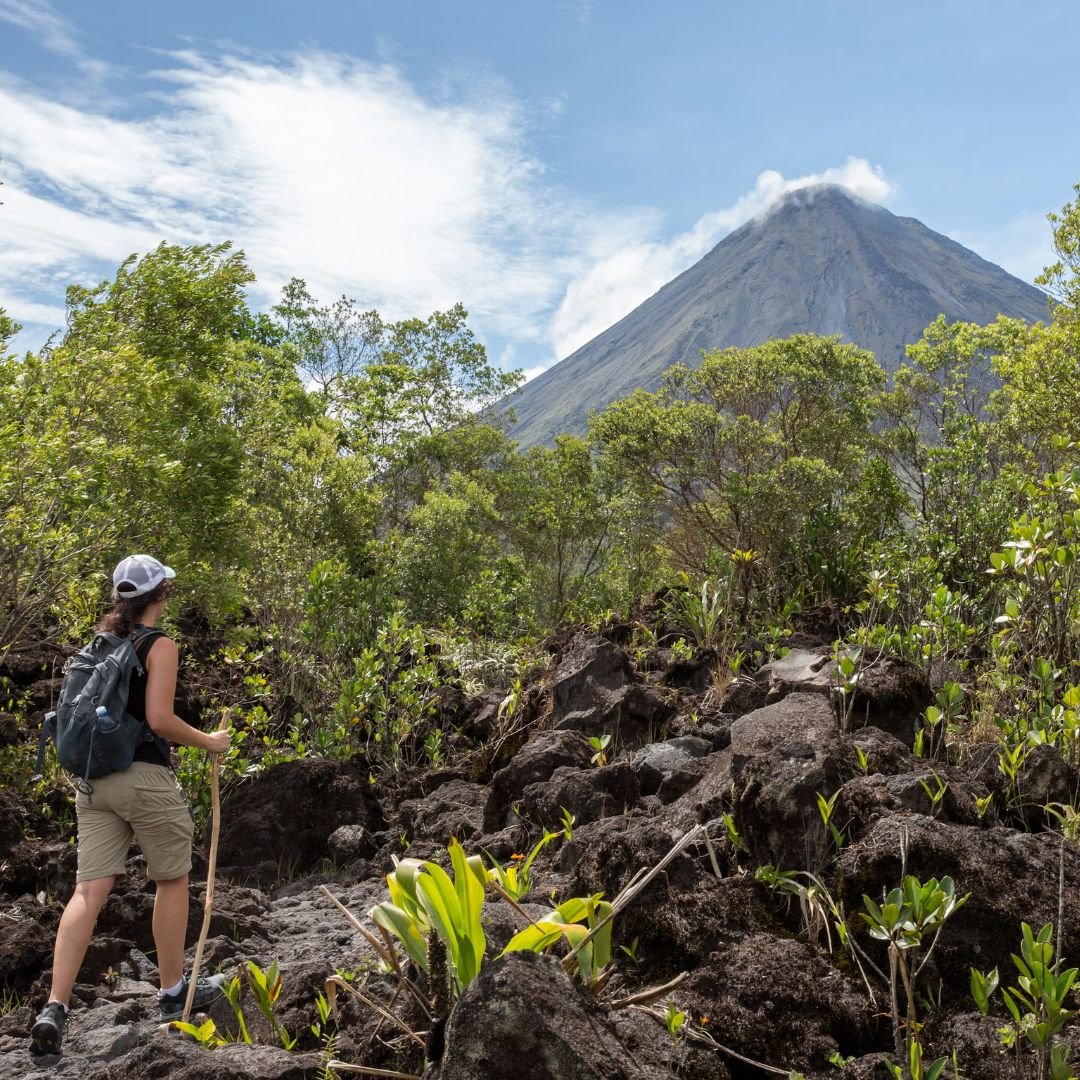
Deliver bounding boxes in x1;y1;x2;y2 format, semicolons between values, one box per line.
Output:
97;580;172;637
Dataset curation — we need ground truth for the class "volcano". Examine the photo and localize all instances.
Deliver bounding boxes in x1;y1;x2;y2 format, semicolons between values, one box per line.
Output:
510;184;1050;446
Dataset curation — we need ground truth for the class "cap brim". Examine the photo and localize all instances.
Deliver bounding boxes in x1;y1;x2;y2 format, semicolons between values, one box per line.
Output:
161;565;176;580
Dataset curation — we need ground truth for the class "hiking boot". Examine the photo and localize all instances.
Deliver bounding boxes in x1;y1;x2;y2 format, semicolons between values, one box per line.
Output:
30;1001;67;1056
159;973;228;1021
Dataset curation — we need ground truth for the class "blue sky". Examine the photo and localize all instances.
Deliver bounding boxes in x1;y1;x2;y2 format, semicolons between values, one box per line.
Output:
1;0;1077;377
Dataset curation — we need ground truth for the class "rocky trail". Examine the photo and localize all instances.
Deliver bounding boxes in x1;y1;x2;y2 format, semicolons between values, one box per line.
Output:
3;627;1080;1079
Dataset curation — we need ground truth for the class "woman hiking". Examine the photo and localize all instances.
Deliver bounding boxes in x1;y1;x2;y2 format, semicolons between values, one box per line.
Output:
30;555;232;1057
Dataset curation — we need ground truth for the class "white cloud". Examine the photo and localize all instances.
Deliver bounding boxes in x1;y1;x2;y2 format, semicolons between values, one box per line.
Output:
520;364;550;384
547;158;895;361
0;48;906;380
0;0;109;78
0;51;647;354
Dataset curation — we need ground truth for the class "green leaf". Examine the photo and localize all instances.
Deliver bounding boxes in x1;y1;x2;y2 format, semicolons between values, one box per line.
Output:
370;901;428;971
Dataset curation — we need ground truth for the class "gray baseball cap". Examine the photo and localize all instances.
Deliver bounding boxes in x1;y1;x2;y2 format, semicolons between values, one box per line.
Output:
112;554;176;598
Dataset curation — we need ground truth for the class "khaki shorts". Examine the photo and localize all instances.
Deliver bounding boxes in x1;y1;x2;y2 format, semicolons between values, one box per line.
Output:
75;762;194;882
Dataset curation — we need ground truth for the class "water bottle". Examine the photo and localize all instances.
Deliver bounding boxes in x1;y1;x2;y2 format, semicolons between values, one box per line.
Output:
95;705;119;732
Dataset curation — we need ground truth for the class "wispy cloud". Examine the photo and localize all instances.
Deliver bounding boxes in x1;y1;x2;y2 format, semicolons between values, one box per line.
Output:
0;50;650;351
0;0;109;78
1;44;906;380
547;158;895;362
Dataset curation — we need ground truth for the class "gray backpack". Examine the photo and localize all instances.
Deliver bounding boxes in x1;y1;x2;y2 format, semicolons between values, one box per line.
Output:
35;627;166;785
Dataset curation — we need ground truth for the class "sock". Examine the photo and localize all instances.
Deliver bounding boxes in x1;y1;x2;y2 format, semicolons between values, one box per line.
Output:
46;999;68;1014
161;977;184;997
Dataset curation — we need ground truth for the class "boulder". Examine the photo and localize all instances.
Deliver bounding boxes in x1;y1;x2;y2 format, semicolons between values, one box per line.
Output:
519;762;640;830
0;897;59;989
836;814;1080;996
679;932;881;1075
563;815;701;934
730;693;847;869
977;742;1080;831
693;720;732;751
632;737;711;802
663;647;719;692
763;648;836;702
553;682;673;747
89;1039;323;1079
549;634;634;716
0;837;77;900
834;770;987;846
399;780;488;844
432;951;677;1079
458;686;503;741
0;787;27;856
217;758;385;885
0;712;19;747
843;651;931;745
718;647;833;715
720;647;930;746
548;633;673;747
849;725;917;776
484;730;593;832
327;824;373;863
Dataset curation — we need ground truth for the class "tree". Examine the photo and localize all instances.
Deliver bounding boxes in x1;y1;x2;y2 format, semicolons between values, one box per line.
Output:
992;182;1080;469
0;244;347;645
392;472;502;624
1038;181;1080;312
878;316;1030;596
590;334;888;599
273;277;384;398
501;436;618;625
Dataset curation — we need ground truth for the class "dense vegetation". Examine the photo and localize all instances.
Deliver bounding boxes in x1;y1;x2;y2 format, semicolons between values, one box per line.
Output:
2;183;1080;1078
1;184;1079;791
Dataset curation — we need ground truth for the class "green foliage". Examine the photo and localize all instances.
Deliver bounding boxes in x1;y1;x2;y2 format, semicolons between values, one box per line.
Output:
393;473;502;624
722;812;748;864
1037;182;1080;310
559;806;576;842
370;838;489;998
970;964;1000;1016
589;333;889;599
588;733;611;767
0;988;24;1017
989;468;1080;671
862;875;966;951
664;571;733;648
816;789;846;850
921;682;965;760
485;828;563;902
863;876;968;1072
755;865;848;956
245;960;297;1050
882;1039;953;1080
171;1017;226;1048
662;998;687;1044
222;972;252;1045
502;892;614;989
880;314;1028;598
999;923;1078;1079
334;611;443;771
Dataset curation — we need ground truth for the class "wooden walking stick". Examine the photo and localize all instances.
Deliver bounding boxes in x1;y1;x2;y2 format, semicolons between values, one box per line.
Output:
181;708;231;1025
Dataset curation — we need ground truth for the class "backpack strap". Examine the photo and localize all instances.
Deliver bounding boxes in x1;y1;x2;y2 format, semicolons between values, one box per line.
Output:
32;711;57;780
131;626;166;667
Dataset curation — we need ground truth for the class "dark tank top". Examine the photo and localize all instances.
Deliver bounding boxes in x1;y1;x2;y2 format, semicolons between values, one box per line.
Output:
129;627;172;767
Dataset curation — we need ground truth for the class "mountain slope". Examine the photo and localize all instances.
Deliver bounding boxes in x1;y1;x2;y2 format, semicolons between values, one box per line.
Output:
510;184;1050;447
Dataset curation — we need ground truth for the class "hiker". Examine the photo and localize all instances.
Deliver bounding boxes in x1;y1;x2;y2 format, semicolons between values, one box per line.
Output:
30;555;232;1056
